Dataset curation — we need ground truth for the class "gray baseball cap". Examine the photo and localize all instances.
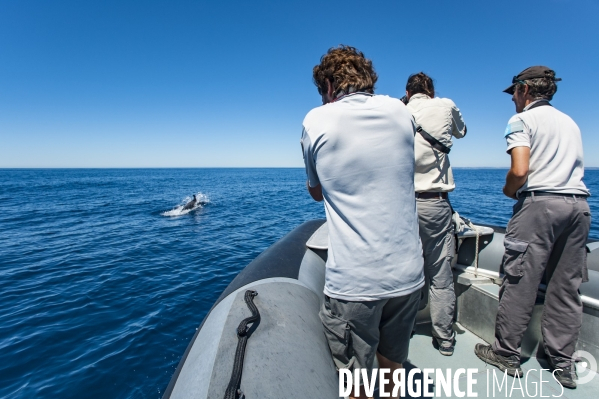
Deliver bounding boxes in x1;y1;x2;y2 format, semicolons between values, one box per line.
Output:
503;66;561;94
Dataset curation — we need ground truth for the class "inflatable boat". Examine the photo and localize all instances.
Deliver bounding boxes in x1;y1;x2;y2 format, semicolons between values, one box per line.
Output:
163;219;599;398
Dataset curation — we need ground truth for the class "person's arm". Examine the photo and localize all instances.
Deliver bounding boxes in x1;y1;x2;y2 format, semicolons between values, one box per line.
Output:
301;127;323;202
450;102;467;139
503;146;530;199
307;181;323;202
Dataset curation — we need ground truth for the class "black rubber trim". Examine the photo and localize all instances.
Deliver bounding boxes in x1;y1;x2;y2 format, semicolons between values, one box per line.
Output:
162;219;325;398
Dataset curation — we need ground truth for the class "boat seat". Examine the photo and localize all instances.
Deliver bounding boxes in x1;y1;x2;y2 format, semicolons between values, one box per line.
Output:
306;222;328;250
457;224;495;238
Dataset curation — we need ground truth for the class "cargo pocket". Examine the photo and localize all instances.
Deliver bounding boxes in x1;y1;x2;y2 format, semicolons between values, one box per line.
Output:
320;304;353;370
502;237;529;277
444;229;456;265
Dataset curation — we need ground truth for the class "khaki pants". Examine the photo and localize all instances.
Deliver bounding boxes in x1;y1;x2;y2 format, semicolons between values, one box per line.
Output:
492;194;591;368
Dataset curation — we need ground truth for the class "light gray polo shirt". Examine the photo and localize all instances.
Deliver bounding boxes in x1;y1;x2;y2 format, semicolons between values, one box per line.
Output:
301;93;424;301
504;100;589;196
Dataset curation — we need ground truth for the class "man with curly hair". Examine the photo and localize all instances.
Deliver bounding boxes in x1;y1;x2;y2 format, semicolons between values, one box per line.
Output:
475;66;591;389
301;45;424;399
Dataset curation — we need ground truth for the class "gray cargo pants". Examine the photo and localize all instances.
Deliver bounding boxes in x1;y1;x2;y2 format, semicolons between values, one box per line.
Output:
492;194;591;368
416;198;456;343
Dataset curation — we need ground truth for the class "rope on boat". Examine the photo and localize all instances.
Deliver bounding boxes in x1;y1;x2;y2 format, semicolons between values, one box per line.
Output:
465;220;480;277
223;290;260;399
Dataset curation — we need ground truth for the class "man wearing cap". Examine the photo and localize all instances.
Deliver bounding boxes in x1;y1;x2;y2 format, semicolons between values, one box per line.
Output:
474;66;591;389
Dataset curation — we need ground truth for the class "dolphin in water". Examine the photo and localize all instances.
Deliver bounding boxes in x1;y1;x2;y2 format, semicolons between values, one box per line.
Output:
182;195;197;211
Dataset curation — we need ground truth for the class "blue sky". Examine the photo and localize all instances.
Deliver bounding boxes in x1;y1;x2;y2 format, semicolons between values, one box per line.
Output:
1;0;598;168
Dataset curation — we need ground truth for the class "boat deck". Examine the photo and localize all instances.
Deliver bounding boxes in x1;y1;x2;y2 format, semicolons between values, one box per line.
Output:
403;322;599;398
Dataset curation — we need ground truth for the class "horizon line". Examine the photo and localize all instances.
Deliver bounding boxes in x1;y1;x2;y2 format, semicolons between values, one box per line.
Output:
2;166;599;170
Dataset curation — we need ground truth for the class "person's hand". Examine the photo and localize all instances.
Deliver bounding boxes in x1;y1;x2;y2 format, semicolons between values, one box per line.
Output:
306;181;323;202
502;185;517;200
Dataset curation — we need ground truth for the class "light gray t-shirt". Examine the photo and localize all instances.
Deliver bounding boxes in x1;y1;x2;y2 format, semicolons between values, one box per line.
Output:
505;101;589;196
301;93;425;301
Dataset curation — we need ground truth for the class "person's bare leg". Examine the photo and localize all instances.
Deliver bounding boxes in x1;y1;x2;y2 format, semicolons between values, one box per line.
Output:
350;389;372;399
348;353;403;398
377;352;403;399
349;367;375;399
350;385;373;399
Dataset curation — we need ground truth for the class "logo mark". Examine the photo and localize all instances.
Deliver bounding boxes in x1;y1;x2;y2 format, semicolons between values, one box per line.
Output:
573;350;597;385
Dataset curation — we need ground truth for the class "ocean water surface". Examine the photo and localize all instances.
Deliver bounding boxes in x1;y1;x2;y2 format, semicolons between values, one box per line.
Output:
0;168;597;398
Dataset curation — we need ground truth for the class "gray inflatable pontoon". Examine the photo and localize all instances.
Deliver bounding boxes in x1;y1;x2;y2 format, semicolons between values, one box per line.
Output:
163;219;599;398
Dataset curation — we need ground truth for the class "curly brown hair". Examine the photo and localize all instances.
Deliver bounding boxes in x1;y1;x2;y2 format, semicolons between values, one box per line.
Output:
313;45;378;97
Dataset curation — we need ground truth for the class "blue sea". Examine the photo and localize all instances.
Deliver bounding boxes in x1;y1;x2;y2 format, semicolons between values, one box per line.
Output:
1;168;598;398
